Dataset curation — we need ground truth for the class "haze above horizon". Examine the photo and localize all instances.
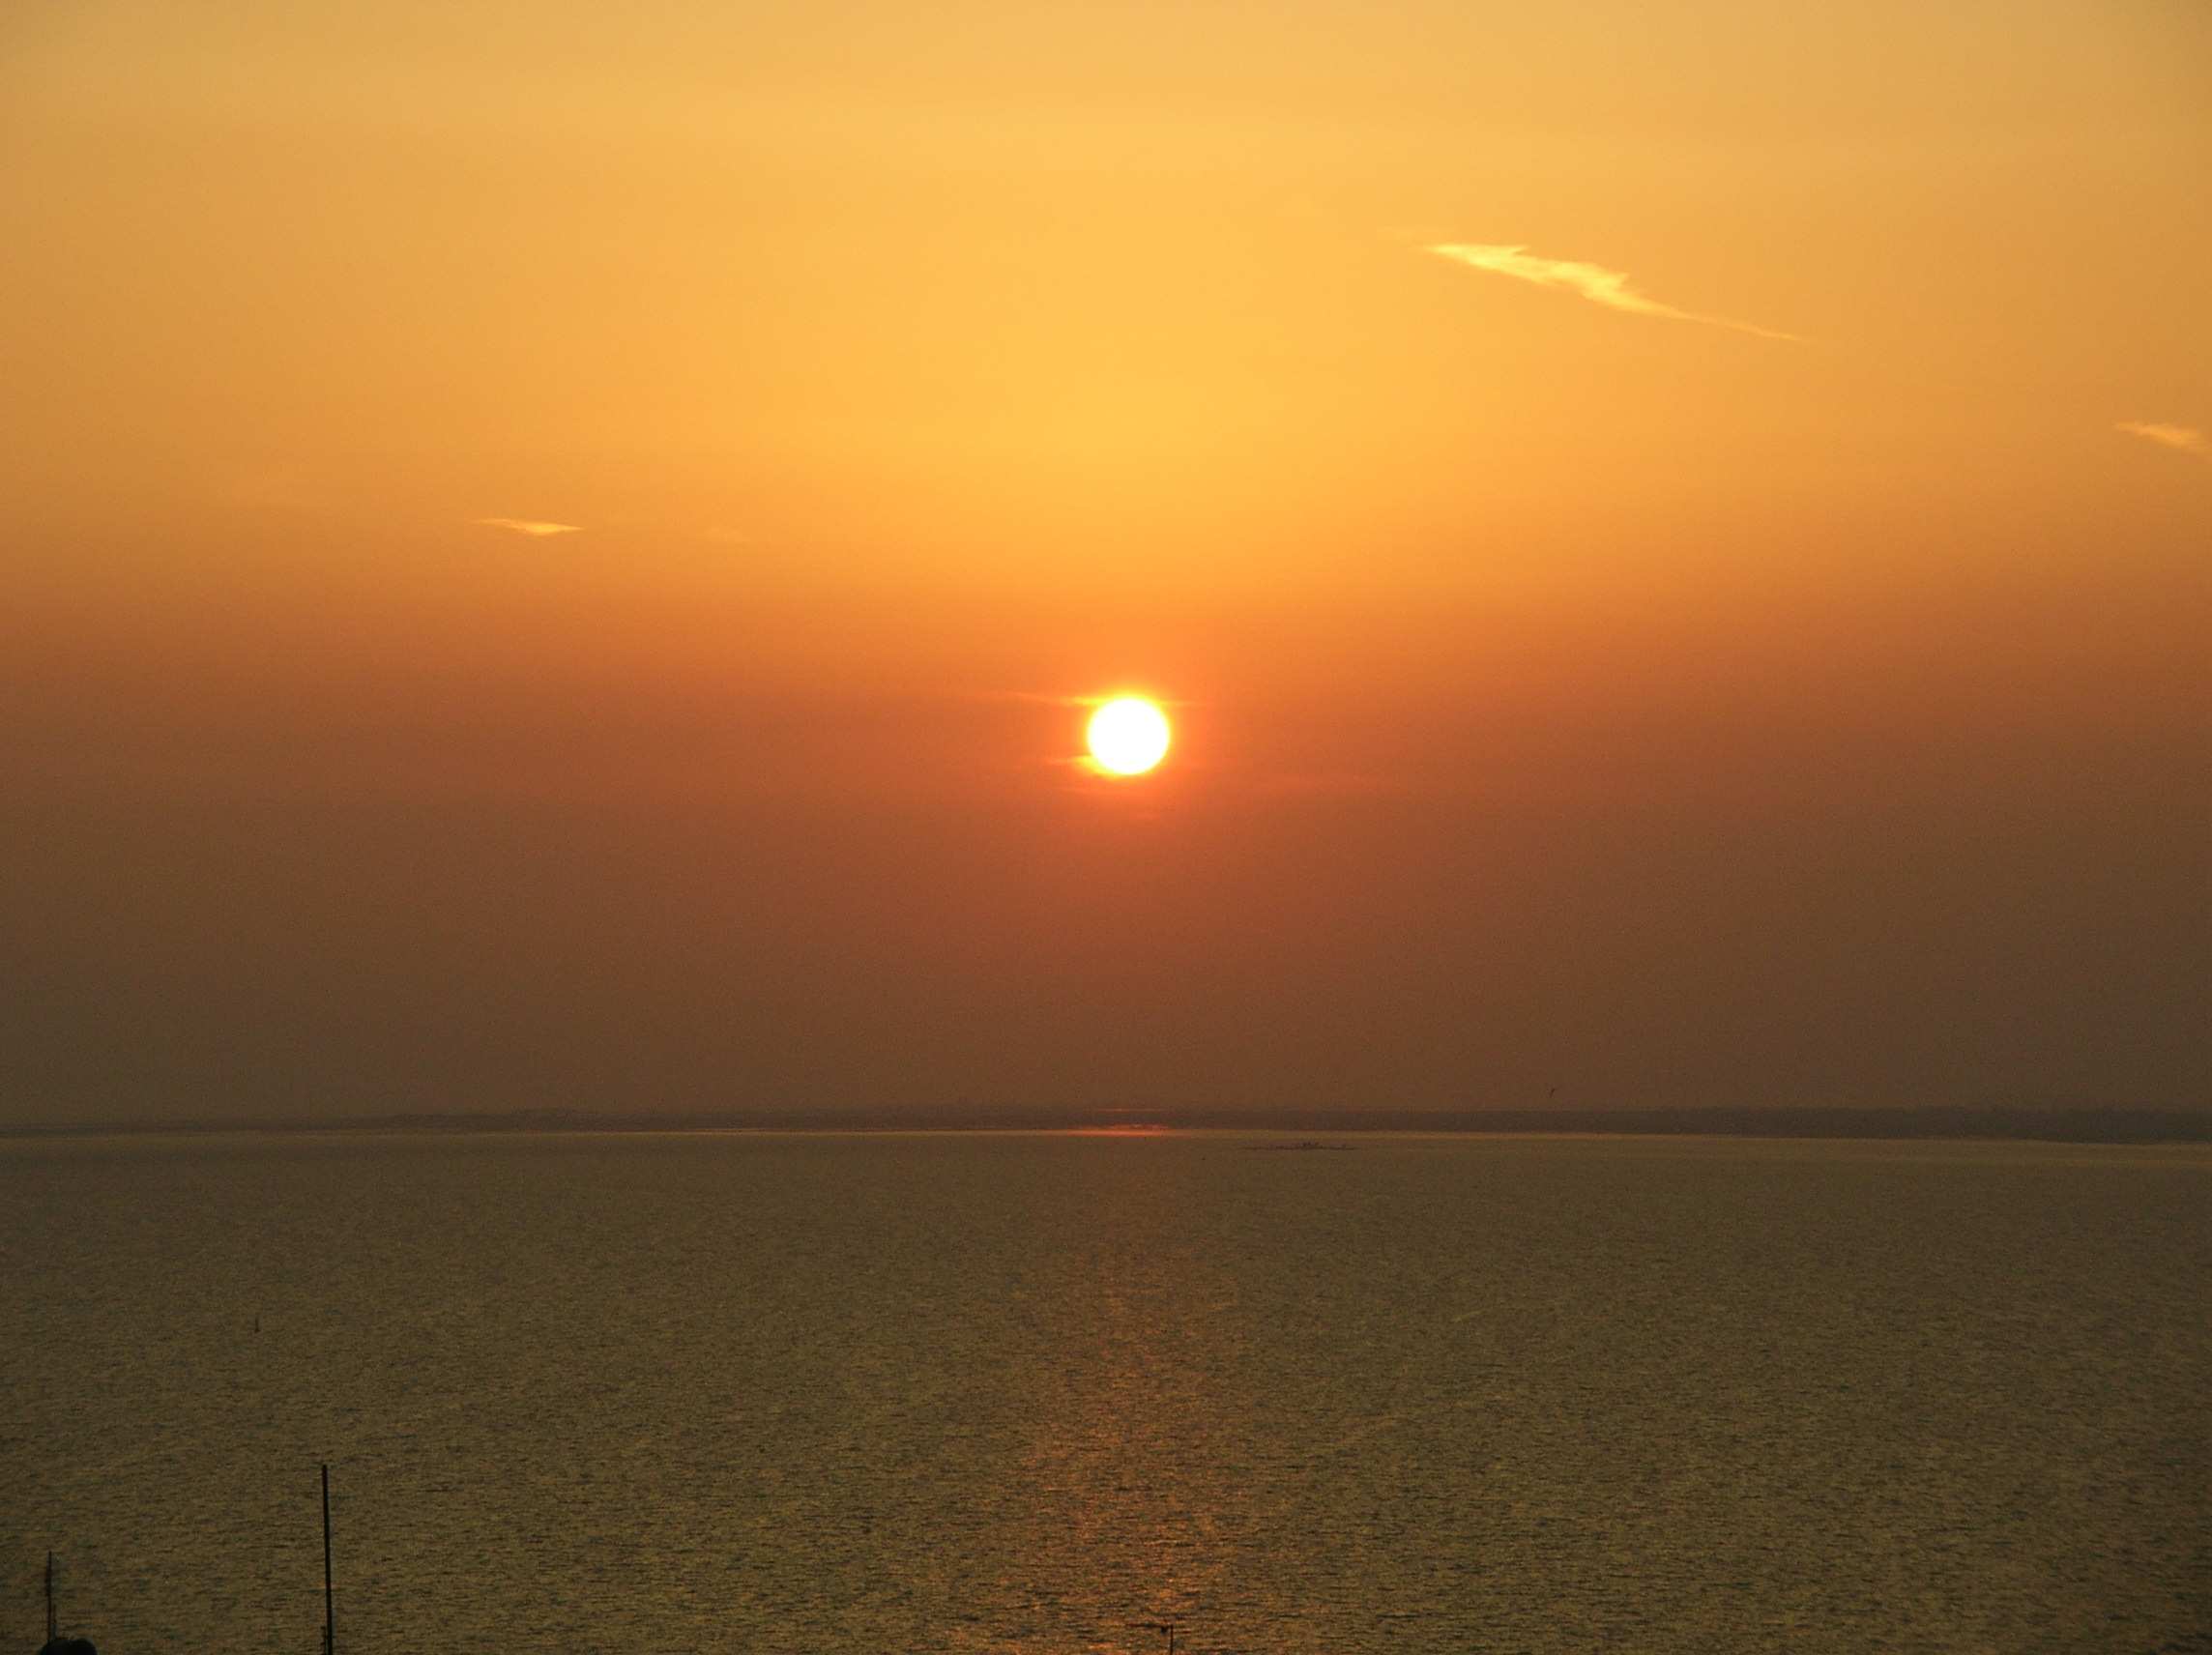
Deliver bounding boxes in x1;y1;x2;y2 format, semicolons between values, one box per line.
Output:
2;0;2206;1126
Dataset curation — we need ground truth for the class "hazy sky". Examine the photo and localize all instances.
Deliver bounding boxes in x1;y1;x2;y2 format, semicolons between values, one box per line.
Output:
3;0;2206;1123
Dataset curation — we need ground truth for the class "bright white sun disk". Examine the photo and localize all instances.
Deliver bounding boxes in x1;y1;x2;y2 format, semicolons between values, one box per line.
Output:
1087;697;1172;776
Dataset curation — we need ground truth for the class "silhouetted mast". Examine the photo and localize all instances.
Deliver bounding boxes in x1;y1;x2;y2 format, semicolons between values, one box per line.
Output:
321;1464;335;1655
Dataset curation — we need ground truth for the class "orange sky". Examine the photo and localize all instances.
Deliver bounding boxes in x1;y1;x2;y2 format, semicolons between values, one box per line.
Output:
2;0;2206;1122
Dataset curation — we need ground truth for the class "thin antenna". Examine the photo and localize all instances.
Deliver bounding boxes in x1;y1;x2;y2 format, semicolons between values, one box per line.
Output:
321;1464;335;1655
45;1551;57;1644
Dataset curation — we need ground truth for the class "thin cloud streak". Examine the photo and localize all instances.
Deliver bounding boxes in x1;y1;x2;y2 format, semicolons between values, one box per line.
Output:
2115;421;2207;457
473;517;584;537
960;690;1201;711
1428;244;1800;342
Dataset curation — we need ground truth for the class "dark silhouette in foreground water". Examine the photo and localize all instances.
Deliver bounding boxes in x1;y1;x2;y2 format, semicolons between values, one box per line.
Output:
39;1553;96;1655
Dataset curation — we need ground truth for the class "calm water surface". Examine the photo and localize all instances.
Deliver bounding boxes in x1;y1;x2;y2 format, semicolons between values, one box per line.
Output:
4;1132;2207;1653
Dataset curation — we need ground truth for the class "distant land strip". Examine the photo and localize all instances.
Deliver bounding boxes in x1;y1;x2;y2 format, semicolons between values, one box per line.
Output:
4;1105;2206;1144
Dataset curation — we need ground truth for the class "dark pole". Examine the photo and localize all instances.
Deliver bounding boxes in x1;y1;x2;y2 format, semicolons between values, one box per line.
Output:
321;1464;335;1655
45;1551;56;1643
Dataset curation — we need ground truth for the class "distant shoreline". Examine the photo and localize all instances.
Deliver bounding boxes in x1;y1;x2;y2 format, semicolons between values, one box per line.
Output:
3;1105;2204;1145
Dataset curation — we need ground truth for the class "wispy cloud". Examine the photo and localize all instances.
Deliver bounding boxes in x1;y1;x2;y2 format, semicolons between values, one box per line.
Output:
473;517;584;537
2115;421;2207;457
1428;244;1799;342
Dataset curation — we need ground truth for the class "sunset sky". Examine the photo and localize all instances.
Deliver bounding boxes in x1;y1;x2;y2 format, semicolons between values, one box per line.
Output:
3;0;2206;1123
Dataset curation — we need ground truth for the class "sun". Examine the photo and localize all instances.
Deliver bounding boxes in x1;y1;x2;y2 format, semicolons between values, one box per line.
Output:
1086;696;1172;776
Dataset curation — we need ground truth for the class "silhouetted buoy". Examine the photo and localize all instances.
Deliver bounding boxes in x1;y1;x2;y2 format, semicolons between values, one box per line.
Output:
39;1552;96;1655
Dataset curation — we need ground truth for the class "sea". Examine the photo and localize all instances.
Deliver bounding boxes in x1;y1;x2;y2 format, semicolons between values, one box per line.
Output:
4;1131;2206;1654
